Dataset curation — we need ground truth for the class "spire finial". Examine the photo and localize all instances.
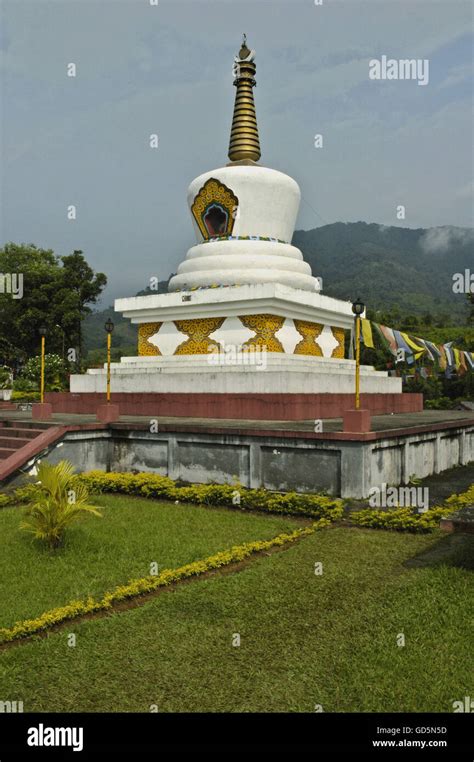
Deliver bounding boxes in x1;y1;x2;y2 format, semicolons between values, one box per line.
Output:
228;37;261;163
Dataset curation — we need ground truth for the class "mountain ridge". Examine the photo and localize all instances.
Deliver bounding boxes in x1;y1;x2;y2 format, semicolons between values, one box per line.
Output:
83;221;473;355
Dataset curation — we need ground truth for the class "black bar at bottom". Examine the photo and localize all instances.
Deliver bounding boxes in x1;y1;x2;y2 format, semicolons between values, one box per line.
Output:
0;712;472;758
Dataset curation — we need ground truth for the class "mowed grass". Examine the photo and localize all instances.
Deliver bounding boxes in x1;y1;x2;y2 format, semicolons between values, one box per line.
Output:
0;494;300;629
1;527;472;712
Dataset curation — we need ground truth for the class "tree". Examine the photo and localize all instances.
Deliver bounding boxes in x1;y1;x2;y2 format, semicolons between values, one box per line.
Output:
56;250;107;364
0;244;106;366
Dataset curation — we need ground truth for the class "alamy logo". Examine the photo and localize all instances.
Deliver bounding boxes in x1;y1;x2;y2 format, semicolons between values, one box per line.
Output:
27;724;84;752
452;269;474;294
207;343;267;370
0;700;23;712
452;696;474;713
369;483;429;510
0;272;23;299
369;56;429;86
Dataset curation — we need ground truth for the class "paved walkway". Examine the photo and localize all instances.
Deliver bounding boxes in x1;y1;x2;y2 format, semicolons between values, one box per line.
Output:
0;408;472;433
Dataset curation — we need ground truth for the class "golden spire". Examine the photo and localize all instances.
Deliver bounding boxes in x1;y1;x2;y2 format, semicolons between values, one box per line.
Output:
228;35;261;163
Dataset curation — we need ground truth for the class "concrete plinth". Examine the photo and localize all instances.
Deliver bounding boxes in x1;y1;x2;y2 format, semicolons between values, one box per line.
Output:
29;413;473;499
343;409;371;433
31;403;53;421
47;391;423;420
96;403;120;423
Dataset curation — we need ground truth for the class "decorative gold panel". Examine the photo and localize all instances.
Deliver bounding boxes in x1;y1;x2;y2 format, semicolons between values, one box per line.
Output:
239;314;285;352
331;327;345;358
174;317;225;355
294;319;324;356
191;178;239;241
138;323;162;356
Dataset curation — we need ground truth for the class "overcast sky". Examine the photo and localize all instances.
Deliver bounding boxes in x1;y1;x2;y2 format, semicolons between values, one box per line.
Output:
1;0;473;304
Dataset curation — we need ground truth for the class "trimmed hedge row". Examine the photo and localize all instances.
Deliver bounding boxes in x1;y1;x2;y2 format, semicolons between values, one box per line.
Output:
0;484;38;508
349;506;451;533
350;485;474;532
77;471;345;520
0;520;329;644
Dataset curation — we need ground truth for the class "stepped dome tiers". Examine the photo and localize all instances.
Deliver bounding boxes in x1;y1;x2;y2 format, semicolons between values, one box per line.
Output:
168;165;319;292
168;38;320;294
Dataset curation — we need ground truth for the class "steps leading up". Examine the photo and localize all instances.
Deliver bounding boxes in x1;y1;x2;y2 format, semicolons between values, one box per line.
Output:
0;420;66;482
0;421;57;460
0;435;32;451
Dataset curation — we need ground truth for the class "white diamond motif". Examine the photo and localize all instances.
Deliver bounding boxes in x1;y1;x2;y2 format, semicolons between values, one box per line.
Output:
315;324;339;358
149;321;183;356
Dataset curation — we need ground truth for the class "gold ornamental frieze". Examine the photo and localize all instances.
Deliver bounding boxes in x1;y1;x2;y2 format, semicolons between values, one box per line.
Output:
294;319;324;356
138;323;162;356
174;317;225;355
239;314;285;352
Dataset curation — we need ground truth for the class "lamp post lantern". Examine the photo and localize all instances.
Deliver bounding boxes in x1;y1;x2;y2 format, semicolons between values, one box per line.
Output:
38;327;47;404
351;298;365;410
104;319;114;403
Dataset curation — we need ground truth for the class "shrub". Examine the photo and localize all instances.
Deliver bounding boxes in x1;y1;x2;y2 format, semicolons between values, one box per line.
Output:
424;397;457;410
444;485;474;512
78;471;344;520
350;505;457;533
0;483;40;508
350;502;464;532
17;354;67;392
20;460;101;549
11;390;41;402
404;374;443;400
350;484;474;533
12;377;39;393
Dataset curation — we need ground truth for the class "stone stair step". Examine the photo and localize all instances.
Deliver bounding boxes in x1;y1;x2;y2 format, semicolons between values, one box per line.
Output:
0;447;18;460
0;421;53;431
0;435;32;449
0;427;44;439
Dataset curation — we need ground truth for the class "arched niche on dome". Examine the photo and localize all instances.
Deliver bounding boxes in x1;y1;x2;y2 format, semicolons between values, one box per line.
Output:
191;178;239;241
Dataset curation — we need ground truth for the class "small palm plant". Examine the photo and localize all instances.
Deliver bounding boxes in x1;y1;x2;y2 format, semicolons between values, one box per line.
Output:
20;460;101;549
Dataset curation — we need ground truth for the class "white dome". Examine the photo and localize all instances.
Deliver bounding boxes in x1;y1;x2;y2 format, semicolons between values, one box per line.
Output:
168;163;321;292
187;164;300;243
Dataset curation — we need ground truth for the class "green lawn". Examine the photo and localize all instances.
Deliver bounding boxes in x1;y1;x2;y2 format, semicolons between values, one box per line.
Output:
0;494;300;629
1;525;472;712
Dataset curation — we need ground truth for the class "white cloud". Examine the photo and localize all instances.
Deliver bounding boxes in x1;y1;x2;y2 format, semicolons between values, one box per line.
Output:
419;226;474;254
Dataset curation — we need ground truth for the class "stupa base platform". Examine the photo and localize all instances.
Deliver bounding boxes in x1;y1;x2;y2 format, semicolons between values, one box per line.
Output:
1;408;470;496
47;391;422;420
71;353;402;394
68;347;416;420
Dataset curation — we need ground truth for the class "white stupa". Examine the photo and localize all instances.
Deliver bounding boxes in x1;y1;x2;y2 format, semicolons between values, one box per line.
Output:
72;38;400;397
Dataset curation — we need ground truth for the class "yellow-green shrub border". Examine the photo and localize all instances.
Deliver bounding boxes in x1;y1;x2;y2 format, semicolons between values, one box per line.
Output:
76;471;344;520
349;485;474;533
0;519;330;644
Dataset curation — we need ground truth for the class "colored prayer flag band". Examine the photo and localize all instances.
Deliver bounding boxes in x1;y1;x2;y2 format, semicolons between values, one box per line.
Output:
357;319;474;375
